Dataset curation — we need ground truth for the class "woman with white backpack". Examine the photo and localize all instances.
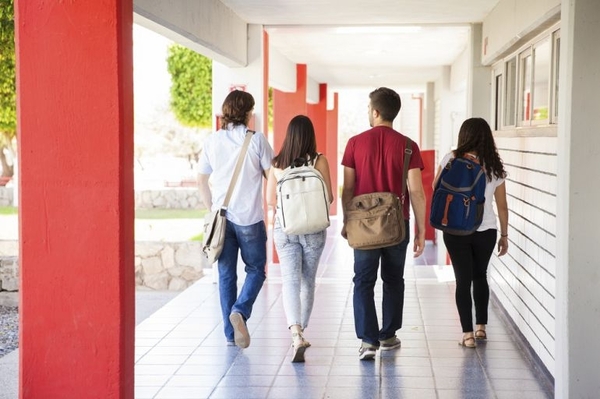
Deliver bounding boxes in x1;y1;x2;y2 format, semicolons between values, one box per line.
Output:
267;115;334;363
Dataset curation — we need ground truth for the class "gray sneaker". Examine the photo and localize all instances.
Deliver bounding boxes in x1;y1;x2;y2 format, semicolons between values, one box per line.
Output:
380;336;401;351
229;312;250;348
358;345;377;360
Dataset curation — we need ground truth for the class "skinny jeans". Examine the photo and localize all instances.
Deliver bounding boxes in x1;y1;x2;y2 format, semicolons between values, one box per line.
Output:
273;221;326;330
443;229;497;332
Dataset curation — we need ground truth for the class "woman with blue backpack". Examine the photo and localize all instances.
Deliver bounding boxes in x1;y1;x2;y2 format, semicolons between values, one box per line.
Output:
432;117;509;348
266;115;334;362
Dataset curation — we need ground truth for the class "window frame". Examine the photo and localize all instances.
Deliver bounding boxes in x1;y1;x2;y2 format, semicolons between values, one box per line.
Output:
490;24;560;132
550;29;561;124
531;37;552;126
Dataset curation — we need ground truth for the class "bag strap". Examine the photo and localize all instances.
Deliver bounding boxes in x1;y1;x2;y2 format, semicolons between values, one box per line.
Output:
221;129;255;214
401;138;413;204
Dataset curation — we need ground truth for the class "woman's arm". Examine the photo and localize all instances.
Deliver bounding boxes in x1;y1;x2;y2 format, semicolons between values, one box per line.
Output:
494;182;509;256
266;168;277;207
315;155;334;204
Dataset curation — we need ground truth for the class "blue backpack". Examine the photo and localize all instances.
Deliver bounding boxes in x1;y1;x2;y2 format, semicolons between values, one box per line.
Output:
430;156;486;235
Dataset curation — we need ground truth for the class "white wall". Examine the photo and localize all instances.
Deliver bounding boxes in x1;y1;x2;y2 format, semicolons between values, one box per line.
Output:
481;0;563;378
490;135;558;374
268;46;297;93
212;25;267;133
482;0;560;65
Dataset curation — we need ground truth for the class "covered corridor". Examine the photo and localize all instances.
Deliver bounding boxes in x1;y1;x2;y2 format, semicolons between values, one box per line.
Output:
10;0;600;397
130;219;553;399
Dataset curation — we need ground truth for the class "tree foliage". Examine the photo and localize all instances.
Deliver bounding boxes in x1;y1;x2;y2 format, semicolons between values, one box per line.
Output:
0;0;16;178
166;44;212;128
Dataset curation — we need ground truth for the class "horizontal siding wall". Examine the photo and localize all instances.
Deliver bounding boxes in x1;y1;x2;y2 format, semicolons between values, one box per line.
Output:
490;135;557;376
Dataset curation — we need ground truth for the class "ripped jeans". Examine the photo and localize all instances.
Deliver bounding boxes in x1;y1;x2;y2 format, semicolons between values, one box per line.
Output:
273;221;327;330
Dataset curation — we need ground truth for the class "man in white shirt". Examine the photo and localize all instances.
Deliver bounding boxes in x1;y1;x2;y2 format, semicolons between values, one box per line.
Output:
197;90;273;348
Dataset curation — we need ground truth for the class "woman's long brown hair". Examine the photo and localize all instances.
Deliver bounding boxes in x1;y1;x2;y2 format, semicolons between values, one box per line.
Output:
454;117;506;180
272;115;318;169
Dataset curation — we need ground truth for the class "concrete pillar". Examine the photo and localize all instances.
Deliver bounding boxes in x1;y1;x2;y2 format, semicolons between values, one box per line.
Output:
212;24;267;133
16;1;135;398
468;23;491;120
556;0;600;397
307;84;328;160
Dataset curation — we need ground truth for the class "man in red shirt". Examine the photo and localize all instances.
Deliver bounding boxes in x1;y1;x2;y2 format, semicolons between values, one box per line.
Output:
341;87;426;360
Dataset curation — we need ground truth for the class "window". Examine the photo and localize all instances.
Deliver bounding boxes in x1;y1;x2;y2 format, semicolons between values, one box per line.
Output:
551;31;561;123
504;57;517;127
532;38;551;124
519;50;533;125
493;70;503;130
490;25;560;131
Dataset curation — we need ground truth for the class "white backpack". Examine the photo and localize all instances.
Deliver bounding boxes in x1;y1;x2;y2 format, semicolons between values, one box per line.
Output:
276;156;330;235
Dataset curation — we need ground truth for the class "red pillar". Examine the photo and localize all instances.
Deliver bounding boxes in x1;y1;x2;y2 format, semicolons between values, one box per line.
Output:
326;92;339;216
16;1;135;398
273;64;308;151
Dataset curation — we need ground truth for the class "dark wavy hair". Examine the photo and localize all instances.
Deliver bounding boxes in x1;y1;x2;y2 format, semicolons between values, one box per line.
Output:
369;87;401;122
220;90;255;127
454;117;506;180
272;115;317;169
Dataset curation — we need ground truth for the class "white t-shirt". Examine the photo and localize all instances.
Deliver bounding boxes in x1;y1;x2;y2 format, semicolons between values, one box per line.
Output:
197;124;274;226
439;152;505;232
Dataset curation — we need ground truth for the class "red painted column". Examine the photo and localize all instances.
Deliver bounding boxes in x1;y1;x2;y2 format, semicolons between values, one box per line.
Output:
15;1;135;398
326;92;339;216
273;64;308;151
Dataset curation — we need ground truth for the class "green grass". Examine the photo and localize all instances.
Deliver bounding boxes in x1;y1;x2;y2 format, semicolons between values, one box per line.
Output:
189;233;203;241
0;206;18;215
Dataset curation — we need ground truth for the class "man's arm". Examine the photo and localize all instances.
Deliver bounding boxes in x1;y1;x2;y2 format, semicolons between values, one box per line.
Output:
407;168;426;257
197;173;212;211
340;166;356;239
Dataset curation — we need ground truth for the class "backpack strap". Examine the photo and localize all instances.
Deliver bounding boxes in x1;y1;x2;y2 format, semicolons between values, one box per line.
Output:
401;138;413;205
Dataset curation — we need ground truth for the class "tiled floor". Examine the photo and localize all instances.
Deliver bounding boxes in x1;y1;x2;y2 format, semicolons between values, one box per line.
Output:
134;220;554;399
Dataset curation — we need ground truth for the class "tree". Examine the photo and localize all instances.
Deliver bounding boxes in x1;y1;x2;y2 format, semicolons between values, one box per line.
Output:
166;44;212;128
0;0;16;180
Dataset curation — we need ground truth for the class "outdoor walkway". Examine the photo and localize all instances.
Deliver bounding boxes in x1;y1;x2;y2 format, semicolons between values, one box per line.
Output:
134;221;554;399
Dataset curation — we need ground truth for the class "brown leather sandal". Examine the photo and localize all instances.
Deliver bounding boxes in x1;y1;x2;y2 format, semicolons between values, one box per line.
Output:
475;329;487;340
459;335;476;348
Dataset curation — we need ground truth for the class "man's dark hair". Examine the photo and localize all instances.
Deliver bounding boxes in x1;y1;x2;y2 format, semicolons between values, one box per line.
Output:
221;90;255;127
369;87;401;122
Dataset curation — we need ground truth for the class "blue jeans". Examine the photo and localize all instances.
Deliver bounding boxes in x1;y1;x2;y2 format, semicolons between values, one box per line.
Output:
353;220;410;347
273;221;326;329
218;220;267;341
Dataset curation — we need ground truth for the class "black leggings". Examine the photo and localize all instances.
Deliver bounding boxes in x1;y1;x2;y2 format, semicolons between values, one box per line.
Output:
443;229;497;333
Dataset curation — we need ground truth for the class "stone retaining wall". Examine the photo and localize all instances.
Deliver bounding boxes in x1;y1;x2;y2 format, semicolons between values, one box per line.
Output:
1;187;202;209
0;187;13;206
0;240;208;292
135;188;202;209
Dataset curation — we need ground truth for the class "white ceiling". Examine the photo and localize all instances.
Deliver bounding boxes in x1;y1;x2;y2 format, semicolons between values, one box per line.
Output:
219;0;501;90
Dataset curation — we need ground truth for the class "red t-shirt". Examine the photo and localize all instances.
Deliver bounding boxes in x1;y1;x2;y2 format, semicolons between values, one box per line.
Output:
341;126;424;219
